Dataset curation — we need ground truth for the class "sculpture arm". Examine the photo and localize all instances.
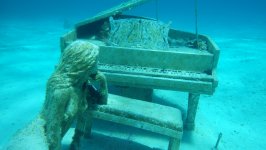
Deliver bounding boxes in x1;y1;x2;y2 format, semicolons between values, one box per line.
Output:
61;88;80;136
64;91;79;120
90;71;108;104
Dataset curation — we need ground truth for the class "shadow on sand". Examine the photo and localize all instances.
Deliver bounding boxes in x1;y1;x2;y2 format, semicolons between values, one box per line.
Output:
62;132;162;150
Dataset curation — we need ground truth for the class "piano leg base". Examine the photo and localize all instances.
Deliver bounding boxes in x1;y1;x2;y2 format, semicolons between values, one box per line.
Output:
184;122;195;130
185;93;200;131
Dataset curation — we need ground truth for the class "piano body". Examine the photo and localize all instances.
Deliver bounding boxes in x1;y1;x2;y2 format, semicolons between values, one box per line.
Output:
60;0;220;130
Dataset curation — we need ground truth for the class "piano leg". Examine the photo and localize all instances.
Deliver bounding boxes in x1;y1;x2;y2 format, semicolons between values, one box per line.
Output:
185;93;200;130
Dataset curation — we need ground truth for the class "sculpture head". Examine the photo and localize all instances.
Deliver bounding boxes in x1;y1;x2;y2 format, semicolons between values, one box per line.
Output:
55;40;99;85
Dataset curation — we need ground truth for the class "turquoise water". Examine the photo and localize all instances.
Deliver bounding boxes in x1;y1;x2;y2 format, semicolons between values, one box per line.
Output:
0;0;266;149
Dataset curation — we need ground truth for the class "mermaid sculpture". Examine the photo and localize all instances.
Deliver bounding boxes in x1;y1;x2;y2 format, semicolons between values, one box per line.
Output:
6;40;108;150
41;40;108;150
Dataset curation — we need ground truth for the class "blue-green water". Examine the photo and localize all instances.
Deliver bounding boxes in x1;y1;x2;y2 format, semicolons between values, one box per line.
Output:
1;0;265;30
0;0;266;149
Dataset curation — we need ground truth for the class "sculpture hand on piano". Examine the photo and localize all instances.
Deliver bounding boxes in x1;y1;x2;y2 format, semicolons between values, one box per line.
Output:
87;71;108;105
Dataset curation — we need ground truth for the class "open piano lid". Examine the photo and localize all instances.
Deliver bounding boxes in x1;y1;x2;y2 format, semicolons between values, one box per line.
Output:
76;0;153;28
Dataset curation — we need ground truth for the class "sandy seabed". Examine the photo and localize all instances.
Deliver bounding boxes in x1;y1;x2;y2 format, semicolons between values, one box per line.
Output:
0;18;266;150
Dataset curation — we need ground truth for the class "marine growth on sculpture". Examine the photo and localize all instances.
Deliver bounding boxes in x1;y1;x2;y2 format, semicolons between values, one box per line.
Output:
41;40;108;150
6;40;108;150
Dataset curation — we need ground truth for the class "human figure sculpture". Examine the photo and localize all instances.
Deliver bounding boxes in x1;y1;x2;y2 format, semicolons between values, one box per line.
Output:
5;40;107;150
40;40;108;150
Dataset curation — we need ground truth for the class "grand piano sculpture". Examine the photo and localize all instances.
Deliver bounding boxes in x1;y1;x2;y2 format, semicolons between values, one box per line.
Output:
61;0;219;149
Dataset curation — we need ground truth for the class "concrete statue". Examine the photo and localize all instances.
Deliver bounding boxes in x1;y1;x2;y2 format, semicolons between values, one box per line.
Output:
6;40;108;150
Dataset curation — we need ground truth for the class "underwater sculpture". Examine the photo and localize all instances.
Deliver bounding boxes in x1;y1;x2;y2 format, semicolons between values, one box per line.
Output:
6;40;108;150
41;40;108;150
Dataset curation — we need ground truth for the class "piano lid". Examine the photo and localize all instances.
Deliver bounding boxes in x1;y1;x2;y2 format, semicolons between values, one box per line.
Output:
76;0;153;28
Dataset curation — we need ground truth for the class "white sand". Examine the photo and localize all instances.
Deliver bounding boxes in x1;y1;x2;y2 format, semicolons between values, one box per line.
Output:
4;116;48;150
0;18;266;150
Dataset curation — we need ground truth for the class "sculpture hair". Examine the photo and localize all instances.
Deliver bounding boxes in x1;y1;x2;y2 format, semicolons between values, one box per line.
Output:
48;40;99;88
56;40;99;74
